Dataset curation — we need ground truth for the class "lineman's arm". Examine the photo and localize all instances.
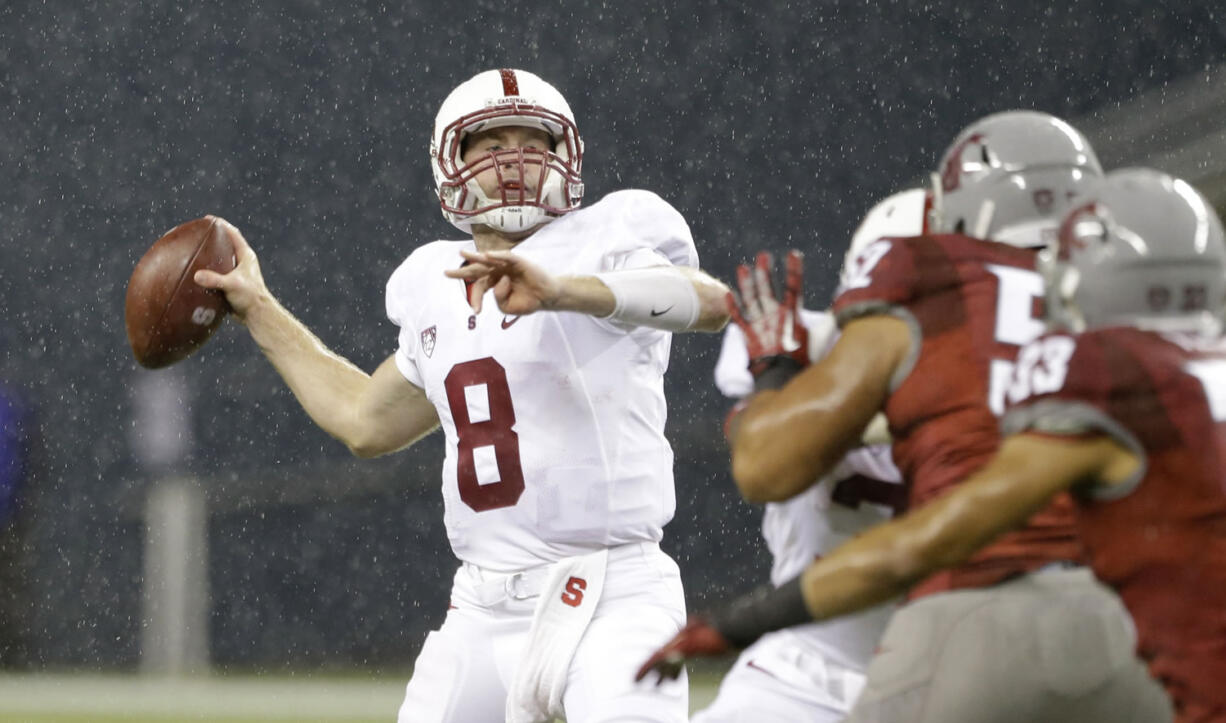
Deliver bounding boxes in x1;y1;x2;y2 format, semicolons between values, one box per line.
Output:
634;436;1122;685
445;249;730;332
796;432;1138;620
194;221;440;457
729;315;909;502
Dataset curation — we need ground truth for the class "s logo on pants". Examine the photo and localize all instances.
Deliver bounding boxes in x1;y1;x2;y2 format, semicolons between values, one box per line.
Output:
561;576;587;607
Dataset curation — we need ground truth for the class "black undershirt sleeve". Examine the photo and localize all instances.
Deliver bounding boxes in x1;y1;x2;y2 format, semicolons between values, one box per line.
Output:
709;575;810;649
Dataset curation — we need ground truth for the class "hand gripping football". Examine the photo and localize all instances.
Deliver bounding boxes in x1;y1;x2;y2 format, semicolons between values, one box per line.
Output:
125;215;237;368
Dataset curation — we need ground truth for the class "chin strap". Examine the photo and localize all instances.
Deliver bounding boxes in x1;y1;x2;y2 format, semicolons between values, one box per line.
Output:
749;355;805;392
467;205;554;234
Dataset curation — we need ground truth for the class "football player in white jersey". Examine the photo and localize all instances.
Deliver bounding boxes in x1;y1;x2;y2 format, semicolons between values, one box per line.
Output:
690;191;920;722
194;68;730;723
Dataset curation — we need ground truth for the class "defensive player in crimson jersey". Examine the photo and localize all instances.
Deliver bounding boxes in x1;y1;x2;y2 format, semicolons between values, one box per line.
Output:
692;191;919;723
833;220;1086;598
645;168;1223;722
640;112;1170;722
997;169;1226;721
195;68;730;723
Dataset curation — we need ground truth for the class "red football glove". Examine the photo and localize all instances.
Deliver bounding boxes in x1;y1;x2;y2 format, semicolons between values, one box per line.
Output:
634;617;732;685
726;250;809;389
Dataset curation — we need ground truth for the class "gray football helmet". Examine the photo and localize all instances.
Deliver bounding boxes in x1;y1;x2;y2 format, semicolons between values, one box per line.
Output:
930;110;1103;248
1042;167;1226;334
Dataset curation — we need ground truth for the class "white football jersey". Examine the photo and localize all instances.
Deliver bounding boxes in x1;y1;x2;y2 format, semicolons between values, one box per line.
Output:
714;316;903;669
387;190;699;573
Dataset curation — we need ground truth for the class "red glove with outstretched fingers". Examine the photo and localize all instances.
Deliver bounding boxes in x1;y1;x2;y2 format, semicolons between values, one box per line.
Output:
635;577;812;686
726;249;808;392
634;617;731;685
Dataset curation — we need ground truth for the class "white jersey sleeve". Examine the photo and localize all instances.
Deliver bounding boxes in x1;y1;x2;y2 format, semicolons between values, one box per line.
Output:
713;324;754;398
580;190;699;335
386;249;430;388
384;190;698;572
592;190;698;272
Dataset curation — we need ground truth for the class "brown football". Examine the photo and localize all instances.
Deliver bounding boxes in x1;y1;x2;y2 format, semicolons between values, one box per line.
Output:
125;215;237;369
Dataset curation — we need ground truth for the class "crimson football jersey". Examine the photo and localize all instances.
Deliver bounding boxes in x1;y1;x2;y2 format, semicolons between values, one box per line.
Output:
1003;328;1226;721
832;233;1083;597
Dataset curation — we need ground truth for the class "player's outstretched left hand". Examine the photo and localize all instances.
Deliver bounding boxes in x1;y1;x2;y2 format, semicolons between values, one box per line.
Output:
634;617;732;685
445;249;562;315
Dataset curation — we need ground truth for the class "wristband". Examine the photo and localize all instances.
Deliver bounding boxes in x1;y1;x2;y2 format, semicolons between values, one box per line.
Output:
710;576;810;649
594;267;701;332
750;355;804;392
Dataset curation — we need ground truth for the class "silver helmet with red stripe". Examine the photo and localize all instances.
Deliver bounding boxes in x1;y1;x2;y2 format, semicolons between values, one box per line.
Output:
1043;168;1226;334
929;111;1102;248
431;68;584;233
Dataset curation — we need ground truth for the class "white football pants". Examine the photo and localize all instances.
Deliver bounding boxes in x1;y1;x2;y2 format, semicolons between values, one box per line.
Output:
692;628;867;723
398;541;688;722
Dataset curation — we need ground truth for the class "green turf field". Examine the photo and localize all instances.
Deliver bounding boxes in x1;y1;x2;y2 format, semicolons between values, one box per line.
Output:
0;667;726;722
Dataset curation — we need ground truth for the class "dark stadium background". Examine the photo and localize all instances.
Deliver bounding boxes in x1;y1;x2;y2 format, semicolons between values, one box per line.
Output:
0;1;1223;670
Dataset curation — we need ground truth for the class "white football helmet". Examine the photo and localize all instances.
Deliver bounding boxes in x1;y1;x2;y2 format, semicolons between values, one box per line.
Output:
431;68;584;233
838;188;928;288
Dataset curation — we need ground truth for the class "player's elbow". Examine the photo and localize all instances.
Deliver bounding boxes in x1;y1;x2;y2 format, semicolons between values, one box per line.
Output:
342;421;395;459
693;307;730;333
880;526;972;589
732;454;806;504
697;287;731;333
345;416;435;459
345;433;389;459
731;423;827;503
735;475;782;504
884;545;935;588
348;445;376;458
686;270;731;332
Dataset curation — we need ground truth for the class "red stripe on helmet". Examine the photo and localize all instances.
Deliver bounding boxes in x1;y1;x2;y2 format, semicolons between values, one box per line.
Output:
499;69;519;96
922;190;934;234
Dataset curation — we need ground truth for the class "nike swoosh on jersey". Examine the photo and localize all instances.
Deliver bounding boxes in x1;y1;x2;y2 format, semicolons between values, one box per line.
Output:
501;316;521;329
649;305;674;317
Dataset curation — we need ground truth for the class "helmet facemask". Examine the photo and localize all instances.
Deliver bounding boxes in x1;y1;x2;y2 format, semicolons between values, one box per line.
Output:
1037;221;1090;334
432;97;584;234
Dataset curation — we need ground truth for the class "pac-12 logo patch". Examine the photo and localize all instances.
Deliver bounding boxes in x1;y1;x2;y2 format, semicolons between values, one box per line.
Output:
421;326;437;358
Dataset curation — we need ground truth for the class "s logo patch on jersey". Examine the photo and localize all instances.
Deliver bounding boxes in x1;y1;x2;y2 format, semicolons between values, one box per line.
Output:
421;326;437;358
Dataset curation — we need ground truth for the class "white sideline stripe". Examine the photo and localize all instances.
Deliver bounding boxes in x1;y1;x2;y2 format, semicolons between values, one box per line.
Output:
0;674;405;718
